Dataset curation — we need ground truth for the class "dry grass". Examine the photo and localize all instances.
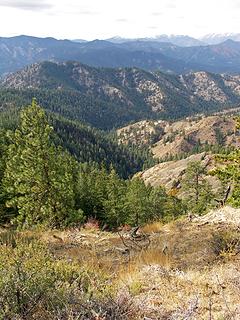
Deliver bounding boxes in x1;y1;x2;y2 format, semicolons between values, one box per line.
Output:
119;260;240;319
141;221;163;233
137;247;171;267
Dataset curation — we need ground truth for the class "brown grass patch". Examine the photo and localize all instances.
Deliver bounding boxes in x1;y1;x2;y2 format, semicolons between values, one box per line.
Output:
119;260;240;319
141;221;163;233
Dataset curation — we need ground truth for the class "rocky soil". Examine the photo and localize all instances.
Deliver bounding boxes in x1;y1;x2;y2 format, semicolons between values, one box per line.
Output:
135;152;221;194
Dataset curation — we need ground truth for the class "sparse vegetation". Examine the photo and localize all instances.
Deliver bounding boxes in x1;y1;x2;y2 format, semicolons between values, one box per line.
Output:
0;233;139;320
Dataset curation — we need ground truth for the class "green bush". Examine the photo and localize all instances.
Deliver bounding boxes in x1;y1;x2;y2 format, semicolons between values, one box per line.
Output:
0;234;137;319
0;238;69;318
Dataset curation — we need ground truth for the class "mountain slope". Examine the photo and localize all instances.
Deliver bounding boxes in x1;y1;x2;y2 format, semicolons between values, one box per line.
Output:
1;61;240;130
136;152;220;193
106;35;204;47
117;114;240;160
169;40;240;74
0;35;83;75
0;35;188;75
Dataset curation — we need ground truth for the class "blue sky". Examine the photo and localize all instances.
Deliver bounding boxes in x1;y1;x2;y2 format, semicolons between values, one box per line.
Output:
0;0;239;40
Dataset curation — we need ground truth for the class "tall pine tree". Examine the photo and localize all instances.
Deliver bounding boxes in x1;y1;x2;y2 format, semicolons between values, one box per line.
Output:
182;161;214;214
2;99;76;227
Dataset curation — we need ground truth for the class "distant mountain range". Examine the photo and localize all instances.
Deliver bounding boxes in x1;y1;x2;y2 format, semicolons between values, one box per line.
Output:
1;35;240;76
105;35;204;47
200;33;240;45
1;61;240;129
100;33;240;47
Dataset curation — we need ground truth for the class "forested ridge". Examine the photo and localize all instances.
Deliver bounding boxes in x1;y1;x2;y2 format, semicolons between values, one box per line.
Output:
1;61;240;131
0;87;153;130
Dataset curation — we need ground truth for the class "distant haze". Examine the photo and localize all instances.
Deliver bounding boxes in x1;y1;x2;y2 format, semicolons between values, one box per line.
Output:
0;0;239;40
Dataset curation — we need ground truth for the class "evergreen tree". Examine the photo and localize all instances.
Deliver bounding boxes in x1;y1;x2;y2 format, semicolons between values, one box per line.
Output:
182;161;214;214
103;167;126;228
148;186;168;221
124;178;151;225
212;117;240;207
0;130;7;186
163;195;186;221
0;130;11;222
75;164;109;221
2;99;76;227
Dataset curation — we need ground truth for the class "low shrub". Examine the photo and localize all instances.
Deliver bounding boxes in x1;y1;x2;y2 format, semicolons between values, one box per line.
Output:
211;229;240;259
0;234;137;319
